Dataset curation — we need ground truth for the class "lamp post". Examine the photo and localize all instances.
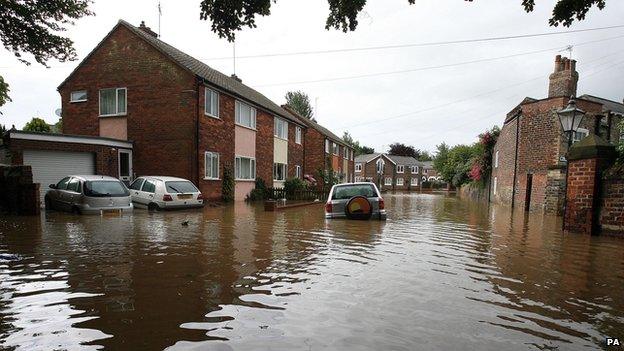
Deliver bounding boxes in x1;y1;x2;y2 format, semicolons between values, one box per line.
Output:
557;97;586;227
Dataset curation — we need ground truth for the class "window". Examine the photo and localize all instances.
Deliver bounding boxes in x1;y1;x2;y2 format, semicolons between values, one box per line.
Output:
204;152;219;179
205;88;219;117
344;147;348;159
70;90;87;103
99;88;127;116
235;101;256;129
332;143;339;156
411;165;419;173
295;165;301;178
67;178;81;193
384;177;392;186
85;180;129;197
350;150;353;161
129;178;144;190
494;151;499;168
493;177;498;195
295;126;302;144
273;163;287;181
325;140;330;153
397;165;404;173
56;177;71;190
396;178;404;186
274;118;288;139
165;181;198;193
573;128;589;144
141;180;156;193
235;156;256;180
411;178;418;186
355;163;362;172
376;159;384;173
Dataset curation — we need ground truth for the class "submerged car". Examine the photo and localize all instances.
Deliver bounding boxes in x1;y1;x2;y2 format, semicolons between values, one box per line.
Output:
45;175;133;215
325;182;386;220
129;176;203;210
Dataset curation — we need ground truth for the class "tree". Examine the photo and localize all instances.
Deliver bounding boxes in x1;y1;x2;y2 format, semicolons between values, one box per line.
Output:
285;91;314;119
361;145;375;155
0;124;6;136
199;0;606;41
23;117;51;133
0;1;93;111
433;143;451;181
388;142;417;158
342;131;374;156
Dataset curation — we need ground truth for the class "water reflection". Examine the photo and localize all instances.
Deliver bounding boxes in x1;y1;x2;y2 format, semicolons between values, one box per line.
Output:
0;194;623;350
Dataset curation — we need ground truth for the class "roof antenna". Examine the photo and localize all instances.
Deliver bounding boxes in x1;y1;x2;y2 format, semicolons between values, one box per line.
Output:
233;41;236;75
158;1;162;37
560;45;573;59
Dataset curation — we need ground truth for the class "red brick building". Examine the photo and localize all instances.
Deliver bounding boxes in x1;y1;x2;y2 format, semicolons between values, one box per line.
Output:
57;20;346;201
491;55;623;214
354;153;423;190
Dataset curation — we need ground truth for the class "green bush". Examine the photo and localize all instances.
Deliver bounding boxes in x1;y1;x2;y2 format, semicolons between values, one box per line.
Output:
247;178;268;201
284;177;306;199
222;167;234;202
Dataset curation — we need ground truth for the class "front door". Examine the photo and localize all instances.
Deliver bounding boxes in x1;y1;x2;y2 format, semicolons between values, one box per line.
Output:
119;150;133;183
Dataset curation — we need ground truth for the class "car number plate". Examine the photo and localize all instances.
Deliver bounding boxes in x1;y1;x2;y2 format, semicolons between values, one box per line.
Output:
177;194;192;200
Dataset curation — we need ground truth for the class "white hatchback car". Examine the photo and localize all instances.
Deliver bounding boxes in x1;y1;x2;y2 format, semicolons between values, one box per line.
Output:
128;176;203;210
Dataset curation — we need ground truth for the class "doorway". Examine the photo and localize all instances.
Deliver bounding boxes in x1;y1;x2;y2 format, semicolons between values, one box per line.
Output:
119;149;133;183
525;174;533;211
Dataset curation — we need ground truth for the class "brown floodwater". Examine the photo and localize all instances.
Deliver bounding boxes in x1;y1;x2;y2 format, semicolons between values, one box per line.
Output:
0;193;623;350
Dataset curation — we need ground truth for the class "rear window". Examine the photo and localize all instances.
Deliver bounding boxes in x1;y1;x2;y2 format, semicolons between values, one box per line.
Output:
165;181;198;193
332;184;377;200
84;180;129;197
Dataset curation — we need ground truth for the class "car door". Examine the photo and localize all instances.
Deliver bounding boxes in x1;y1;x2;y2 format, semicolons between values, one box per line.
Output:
140;179;157;206
65;178;82;209
48;177;70;209
128;178;145;206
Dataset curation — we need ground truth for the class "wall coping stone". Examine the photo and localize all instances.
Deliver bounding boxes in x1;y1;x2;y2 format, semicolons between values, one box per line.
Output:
567;134;617;161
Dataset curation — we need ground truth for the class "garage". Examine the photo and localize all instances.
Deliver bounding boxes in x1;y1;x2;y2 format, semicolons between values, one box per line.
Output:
23;150;96;202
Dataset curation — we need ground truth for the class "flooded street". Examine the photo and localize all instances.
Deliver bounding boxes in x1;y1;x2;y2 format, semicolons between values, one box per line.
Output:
1;193;623;350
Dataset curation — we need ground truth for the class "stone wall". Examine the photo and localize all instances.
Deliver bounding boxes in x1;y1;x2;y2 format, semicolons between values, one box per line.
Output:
458;182;490;204
0;165;40;215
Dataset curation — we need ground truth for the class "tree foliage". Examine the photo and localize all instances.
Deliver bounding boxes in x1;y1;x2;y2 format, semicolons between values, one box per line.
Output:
199;0;605;41
221;166;235;202
23;117;51;133
0;0;93;111
388;142;432;160
342;131;374;156
285;90;314;119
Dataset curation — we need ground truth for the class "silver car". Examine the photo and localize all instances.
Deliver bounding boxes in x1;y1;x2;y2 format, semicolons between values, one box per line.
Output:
325;182;387;220
128;176;203;210
45;175;133;215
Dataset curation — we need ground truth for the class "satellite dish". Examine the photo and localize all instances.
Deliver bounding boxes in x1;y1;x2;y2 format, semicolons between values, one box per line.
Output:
54;108;62;117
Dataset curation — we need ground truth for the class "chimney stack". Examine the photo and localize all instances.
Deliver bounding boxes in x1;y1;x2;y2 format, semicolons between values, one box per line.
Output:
138;21;158;38
230;74;242;83
548;55;578;98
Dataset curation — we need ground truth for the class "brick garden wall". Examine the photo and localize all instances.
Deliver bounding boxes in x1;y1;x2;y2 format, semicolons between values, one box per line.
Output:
600;165;624;235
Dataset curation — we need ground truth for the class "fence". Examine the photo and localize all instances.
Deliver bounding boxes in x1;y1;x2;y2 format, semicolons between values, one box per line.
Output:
267;187;328;201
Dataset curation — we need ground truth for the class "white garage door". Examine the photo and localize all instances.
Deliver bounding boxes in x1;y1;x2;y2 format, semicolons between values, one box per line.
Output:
23;150;96;205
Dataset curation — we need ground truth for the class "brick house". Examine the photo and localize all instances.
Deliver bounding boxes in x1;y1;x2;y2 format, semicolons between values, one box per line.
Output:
490;55;624;214
354;153;422;190
281;106;355;185
57;20;314;201
421;161;441;182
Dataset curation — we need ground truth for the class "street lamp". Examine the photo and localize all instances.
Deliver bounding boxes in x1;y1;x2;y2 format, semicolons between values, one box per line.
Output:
557;97;586;152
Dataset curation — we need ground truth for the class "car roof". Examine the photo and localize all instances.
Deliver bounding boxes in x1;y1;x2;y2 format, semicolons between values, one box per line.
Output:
69;175;121;181
137;176;192;182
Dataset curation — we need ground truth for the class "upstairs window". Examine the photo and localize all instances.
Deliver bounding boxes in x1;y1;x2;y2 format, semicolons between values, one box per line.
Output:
344;148;349;159
397;165;404;173
274;118;288;139
235;101;256;129
295;126;302;144
70;90;87;103
99;88;127;116
332;143;339;155
411;165;419;173
355;163;362;172
205;88;219;117
325;140;330;153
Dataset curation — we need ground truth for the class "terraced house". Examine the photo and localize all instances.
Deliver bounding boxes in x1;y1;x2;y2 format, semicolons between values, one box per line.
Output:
354;153;423;190
55;19;345;201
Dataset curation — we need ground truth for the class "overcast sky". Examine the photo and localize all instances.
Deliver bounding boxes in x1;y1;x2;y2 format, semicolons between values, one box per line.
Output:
1;0;623;153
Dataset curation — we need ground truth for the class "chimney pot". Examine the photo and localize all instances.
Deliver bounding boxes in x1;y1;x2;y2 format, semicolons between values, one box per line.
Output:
548;55;578;98
231;74;242;83
138;20;158;38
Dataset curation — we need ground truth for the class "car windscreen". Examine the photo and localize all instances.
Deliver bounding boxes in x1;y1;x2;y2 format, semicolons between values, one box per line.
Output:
84;180;130;197
165;181;198;194
332;184;377;200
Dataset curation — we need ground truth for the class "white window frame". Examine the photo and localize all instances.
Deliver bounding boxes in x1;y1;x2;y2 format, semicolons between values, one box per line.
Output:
295;165;301;178
204;151;220;180
411;178;418;186
235;100;257;130
397;165;404;173
344;147;349;160
350;150;353;161
384;177;392;186
572;128;589;144
235;156;256;180
295;126;302;144
494;151;499;168
325;140;330;153
99;87;127;117
332;143;339;156
70;90;87;103
273;162;288;181
274;117;288;139
355;163;362;172
411;165;419;173
376;159;384;173
396;178;404;186
204;87;219;118
493;177;498;195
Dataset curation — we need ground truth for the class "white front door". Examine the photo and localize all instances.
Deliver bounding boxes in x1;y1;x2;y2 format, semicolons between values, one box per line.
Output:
118;149;133;182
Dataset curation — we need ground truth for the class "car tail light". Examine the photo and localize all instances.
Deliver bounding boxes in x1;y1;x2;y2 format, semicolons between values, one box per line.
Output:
379;198;385;210
325;202;332;213
163;194;173;201
197;193;203;200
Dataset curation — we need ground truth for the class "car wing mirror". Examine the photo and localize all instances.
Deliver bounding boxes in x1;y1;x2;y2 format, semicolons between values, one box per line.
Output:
49;184;57;189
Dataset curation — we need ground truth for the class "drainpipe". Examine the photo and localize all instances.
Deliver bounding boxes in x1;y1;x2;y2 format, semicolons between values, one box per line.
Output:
511;110;521;209
195;78;201;186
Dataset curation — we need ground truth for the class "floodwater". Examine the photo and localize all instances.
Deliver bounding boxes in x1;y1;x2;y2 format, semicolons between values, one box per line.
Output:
0;193;623;351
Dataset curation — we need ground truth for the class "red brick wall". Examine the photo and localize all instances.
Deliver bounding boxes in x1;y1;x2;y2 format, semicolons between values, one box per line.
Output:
564;158;600;233
601;178;624;235
59;24;197;182
256;110;273;185
288;123;304;178
304;129;325;178
197;87;235;201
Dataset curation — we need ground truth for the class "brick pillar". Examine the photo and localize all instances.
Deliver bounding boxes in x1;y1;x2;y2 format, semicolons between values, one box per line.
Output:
563;135;616;234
